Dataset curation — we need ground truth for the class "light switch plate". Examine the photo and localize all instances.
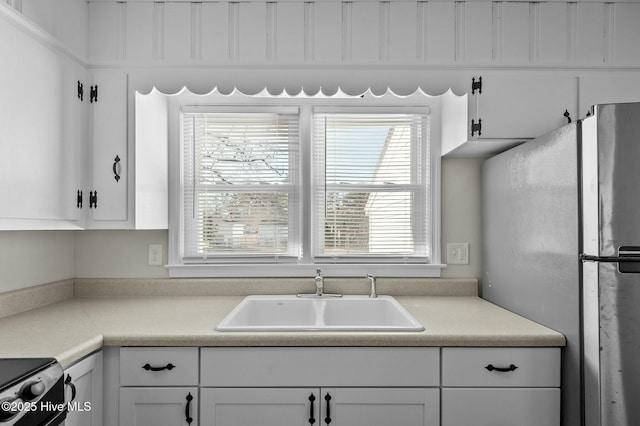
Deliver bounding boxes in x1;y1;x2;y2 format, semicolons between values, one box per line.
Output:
447;243;469;265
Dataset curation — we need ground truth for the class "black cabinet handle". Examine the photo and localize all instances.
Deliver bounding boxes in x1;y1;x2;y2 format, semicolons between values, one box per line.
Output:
185;392;193;424
113;155;121;182
142;363;175;372
308;393;316;424
485;363;518;372
64;374;76;402
324;393;332;424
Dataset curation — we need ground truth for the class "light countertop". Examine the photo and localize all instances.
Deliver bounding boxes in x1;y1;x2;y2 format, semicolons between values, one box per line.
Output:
0;293;566;368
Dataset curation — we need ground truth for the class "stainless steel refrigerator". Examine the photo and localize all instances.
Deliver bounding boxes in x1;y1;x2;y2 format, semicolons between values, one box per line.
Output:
483;102;640;426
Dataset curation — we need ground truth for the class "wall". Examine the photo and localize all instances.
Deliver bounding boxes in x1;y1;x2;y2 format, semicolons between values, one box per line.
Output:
0;231;75;293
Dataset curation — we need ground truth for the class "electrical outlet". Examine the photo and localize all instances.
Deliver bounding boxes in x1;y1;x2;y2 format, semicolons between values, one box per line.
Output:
447;243;469;265
148;244;163;266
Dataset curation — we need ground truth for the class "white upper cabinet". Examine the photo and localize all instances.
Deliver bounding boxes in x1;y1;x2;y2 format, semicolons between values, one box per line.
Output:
0;9;86;229
86;70;129;228
441;73;578;157
469;74;578;142
579;74;640;119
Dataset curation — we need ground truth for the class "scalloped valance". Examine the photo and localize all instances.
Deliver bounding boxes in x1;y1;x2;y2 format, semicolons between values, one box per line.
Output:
128;68;471;97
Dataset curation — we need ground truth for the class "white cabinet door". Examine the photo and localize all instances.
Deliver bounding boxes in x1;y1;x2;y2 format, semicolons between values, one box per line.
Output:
579;74;640;118
63;351;103;426
442;388;560;426
88;69;129;227
119;387;198;426
200;388;317;426
323;388;440;426
200;387;439;426
0;17;86;228
470;73;578;141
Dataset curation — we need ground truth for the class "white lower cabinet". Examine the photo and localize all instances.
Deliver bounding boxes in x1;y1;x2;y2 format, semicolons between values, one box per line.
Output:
441;347;561;426
119;387;198;426
442;388;560;426
63;351;103;426
106;346;560;426
200;387;439;426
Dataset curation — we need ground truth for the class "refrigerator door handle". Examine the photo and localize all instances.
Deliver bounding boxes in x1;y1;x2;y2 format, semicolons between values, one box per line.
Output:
581;247;640;273
580;254;640;263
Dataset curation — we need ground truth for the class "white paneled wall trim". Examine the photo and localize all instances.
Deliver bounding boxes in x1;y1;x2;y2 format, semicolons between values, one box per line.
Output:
0;2;85;66
84;0;640;68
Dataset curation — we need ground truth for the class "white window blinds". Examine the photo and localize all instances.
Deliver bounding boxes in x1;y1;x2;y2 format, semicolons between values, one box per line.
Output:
182;111;300;261
313;111;431;261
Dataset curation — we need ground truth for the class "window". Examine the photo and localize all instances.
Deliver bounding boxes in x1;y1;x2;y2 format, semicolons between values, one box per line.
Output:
169;96;442;277
181;109;300;262
313;110;431;261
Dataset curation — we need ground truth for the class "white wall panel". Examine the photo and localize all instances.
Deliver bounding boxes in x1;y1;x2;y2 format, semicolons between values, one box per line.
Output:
56;0;89;61
80;0;640;68
389;1;417;63
313;1;342;62
501;2;530;64
427;2;455;63
126;2;153;61
464;2;493;64
613;3;640;65
351;1;380;62
164;3;192;62
20;0;54;34
238;2;267;62
276;2;305;62
89;2;119;62
577;3;605;65
539;2;569;64
202;2;229;62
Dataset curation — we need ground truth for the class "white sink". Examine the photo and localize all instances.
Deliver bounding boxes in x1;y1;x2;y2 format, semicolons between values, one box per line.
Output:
215;295;424;332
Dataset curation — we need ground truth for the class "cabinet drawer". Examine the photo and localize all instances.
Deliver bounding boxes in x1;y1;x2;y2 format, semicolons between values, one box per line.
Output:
442;347;560;387
120;347;198;386
442;388;560;426
201;347;440;387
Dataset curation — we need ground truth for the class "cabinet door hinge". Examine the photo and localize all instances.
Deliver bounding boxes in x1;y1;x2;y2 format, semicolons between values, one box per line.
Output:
77;190;83;208
90;85;99;103
471;119;482;137
77;81;84;101
472;76;483;95
89;191;98;208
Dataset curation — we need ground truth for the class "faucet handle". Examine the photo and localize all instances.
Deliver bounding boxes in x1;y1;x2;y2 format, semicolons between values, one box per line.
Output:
366;274;377;298
316;268;322;277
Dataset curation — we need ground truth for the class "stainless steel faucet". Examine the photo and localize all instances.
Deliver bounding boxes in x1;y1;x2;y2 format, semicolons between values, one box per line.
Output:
367;274;377;298
297;268;342;298
315;268;324;296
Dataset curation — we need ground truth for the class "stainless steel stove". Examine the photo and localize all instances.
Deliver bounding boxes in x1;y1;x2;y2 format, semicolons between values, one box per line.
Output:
0;358;66;425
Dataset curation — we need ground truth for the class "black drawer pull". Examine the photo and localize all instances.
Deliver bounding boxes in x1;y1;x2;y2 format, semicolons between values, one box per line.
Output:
485;364;518;372
308;393;316;424
185;392;193;424
142;363;175;372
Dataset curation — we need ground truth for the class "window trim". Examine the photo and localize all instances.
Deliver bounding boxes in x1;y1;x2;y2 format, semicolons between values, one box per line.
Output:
166;93;444;277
